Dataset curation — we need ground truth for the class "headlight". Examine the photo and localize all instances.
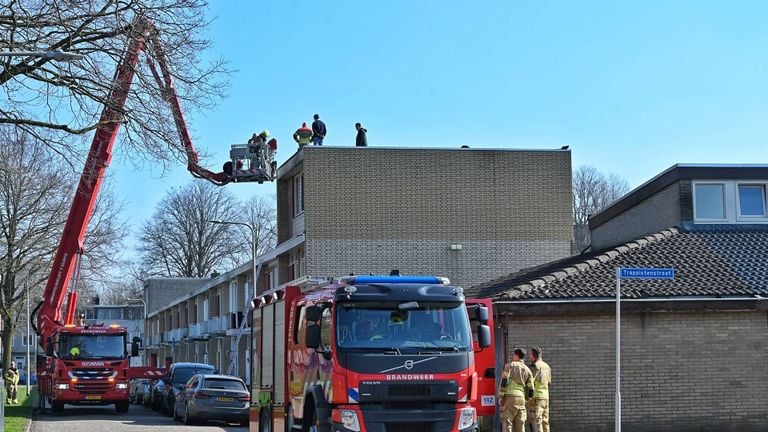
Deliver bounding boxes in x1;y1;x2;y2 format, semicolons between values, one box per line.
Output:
458;407;476;430
56;383;69;390
116;383;128;389
339;410;361;432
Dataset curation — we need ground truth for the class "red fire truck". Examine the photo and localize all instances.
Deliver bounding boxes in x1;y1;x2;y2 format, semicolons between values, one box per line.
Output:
30;16;274;413
249;275;495;432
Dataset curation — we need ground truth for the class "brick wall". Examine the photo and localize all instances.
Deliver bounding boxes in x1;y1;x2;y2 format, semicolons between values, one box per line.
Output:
298;147;573;288
590;182;682;251
502;310;768;432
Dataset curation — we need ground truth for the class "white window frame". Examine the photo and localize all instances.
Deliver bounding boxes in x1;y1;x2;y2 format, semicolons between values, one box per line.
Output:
692;181;729;223
288;251;299;280
735;182;768;221
203;299;209;322
228;281;238;313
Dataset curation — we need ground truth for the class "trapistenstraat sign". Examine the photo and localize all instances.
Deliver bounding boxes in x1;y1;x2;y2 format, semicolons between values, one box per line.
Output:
619;267;675;280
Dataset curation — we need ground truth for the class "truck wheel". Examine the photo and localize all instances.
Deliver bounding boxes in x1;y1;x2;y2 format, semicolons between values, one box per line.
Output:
259;408;272;432
116;400;130;413
51;401;64;413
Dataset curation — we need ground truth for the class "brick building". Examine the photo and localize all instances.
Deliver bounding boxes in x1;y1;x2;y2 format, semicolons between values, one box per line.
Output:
469;164;768;432
143;146;573;379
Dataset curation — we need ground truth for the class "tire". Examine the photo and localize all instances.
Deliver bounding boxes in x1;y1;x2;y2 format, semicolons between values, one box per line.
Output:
51;401;64;414
183;404;196;425
259;408;272;432
116;400;130;413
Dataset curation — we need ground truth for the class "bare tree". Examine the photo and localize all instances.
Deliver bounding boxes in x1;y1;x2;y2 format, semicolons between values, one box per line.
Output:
138;181;250;278
0;0;229;167
572;165;630;253
0;126;125;373
242;195;277;256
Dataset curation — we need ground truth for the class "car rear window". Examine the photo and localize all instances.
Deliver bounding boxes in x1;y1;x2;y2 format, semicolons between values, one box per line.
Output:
203;379;246;391
173;367;215;384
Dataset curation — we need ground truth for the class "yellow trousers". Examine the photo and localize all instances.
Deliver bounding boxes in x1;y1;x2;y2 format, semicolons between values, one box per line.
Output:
500;395;527;432
527;398;549;432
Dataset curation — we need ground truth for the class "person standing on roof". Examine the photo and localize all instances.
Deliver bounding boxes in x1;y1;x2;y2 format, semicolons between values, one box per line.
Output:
293;122;313;148
355;122;368;147
312;114;326;146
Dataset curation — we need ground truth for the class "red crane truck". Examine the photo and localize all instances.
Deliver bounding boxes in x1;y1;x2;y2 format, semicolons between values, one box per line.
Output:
30;17;273;413
249;275;496;432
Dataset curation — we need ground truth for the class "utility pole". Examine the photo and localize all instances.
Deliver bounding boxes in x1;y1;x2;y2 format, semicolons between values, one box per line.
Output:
26;282;31;395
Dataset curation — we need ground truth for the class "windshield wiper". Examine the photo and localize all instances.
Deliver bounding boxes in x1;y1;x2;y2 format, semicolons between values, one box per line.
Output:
347;347;402;355
431;346;461;352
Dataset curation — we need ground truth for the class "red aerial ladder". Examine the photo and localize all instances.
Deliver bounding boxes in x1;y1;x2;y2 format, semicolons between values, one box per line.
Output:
30;17;275;413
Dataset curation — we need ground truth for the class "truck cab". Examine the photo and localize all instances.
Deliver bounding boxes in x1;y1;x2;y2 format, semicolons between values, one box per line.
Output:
251;275;493;432
41;325;138;413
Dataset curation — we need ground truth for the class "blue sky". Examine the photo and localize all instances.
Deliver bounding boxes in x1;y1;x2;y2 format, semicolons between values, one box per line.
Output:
110;1;768;253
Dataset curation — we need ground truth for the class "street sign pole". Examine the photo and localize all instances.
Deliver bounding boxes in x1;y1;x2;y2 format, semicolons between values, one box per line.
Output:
615;268;621;432
615;267;675;432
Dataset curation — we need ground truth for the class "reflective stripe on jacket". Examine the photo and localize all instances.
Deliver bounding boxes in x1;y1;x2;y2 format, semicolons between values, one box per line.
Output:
501;360;533;398
532;360;552;399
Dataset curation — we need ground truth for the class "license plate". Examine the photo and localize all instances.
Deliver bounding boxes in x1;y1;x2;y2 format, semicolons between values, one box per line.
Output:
85;395;102;400
216;396;234;402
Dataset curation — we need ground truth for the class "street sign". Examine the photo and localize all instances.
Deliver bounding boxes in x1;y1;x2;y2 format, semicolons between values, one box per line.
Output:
619;267;675;279
614;266;675;432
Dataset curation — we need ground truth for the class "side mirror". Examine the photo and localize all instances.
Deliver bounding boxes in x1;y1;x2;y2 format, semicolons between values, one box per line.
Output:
131;341;140;357
305;324;321;349
477;324;492;349
475;306;489;323
305;306;322;322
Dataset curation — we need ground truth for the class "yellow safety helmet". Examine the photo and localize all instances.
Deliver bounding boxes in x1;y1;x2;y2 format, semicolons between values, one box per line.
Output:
259;130;270;138
70;346;80;356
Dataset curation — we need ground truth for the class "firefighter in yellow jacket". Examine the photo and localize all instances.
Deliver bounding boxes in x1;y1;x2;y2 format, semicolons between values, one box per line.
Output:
498;348;534;432
527;346;552;432
4;361;20;404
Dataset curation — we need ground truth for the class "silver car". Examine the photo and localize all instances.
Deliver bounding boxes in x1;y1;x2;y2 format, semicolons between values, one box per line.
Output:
173;374;250;426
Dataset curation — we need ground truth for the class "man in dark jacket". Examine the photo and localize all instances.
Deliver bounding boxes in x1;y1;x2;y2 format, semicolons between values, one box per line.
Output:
312;114;326;146
355;123;368;147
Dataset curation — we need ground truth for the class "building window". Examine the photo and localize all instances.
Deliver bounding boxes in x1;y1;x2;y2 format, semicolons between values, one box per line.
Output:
737;184;766;217
245;280;252;307
694;183;726;220
293;174;304;216
229;282;238;313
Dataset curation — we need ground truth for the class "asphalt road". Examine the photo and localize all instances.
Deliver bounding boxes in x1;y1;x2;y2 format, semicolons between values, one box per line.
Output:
30;403;245;432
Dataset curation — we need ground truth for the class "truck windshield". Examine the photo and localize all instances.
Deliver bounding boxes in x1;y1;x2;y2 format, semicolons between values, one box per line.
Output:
59;334;126;360
335;302;472;352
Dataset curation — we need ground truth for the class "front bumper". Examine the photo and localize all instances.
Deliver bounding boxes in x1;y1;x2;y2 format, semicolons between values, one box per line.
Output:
52;386;129;404
331;406;477;432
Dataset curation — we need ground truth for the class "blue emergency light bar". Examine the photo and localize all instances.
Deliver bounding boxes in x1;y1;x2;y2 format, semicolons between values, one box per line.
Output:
340;275;450;285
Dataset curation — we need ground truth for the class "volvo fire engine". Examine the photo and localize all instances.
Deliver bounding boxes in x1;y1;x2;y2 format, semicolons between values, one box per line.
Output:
249;275;496;432
30;17;275;413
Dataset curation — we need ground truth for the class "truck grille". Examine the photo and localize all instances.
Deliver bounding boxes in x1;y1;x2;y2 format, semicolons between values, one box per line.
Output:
73;382;113;395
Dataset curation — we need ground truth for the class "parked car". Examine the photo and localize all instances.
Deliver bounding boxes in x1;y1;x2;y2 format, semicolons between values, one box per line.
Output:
150;379;166;411
161;362;216;416
18;374;37;385
173;374;249;426
130;378;151;404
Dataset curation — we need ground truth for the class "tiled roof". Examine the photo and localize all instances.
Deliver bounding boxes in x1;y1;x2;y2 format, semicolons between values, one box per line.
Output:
467;226;768;301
